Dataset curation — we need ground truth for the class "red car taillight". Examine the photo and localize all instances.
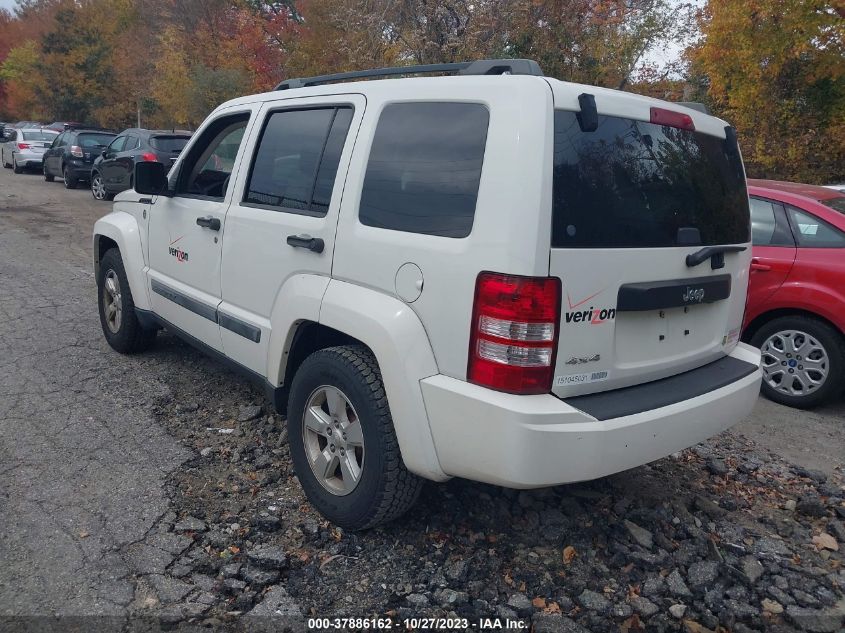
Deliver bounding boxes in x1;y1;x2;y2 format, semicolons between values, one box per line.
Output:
140;152;157;162
17;143;30;150
467;272;561;395
70;145;83;158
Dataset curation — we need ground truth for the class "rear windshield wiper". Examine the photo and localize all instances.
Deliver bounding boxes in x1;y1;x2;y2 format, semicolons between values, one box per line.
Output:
686;245;746;269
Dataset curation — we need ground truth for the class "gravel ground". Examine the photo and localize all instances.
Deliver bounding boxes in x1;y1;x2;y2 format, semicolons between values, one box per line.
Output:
1;167;844;632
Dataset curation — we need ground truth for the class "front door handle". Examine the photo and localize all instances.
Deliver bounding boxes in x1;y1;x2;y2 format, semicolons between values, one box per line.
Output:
286;234;324;253
750;258;771;272
196;216;221;231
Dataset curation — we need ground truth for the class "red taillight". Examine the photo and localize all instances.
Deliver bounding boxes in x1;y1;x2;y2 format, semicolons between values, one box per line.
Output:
468;272;561;395
650;107;695;131
140;152;157;162
70;145;83;158
17;142;30;150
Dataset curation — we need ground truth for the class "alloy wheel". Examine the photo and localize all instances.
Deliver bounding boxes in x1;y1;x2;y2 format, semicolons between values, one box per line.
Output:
760;329;829;397
101;270;122;334
302;385;365;496
92;174;107;200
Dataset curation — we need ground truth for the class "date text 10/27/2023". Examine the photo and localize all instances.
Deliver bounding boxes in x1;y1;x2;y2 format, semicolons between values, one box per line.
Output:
307;616;530;630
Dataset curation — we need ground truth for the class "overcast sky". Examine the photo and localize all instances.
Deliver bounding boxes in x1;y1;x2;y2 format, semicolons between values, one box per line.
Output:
0;0;15;12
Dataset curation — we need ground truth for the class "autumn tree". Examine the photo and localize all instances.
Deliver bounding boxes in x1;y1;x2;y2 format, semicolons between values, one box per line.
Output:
691;0;845;183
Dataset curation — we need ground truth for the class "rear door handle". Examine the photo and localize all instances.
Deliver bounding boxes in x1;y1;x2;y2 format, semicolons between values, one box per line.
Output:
286;234;324;253
196;216;221;231
750;258;771;272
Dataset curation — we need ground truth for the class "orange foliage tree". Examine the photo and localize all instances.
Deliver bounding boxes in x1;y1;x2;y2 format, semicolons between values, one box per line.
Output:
690;0;845;183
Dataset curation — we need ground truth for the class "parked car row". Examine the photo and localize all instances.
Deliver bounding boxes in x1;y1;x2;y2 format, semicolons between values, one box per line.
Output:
2;123;191;199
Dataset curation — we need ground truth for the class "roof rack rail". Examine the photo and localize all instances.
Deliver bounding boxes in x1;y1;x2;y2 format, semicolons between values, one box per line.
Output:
275;58;544;90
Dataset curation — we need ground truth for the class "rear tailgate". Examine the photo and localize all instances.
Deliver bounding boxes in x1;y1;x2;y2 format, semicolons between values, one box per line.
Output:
546;82;751;398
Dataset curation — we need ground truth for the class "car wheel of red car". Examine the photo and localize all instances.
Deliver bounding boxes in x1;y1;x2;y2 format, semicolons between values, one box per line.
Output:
751;315;844;409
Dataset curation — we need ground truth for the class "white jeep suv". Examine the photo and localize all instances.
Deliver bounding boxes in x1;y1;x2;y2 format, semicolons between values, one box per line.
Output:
93;59;762;529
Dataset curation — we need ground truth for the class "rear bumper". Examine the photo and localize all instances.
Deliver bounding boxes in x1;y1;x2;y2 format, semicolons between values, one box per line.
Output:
421;343;761;488
66;160;93;179
15;150;44;166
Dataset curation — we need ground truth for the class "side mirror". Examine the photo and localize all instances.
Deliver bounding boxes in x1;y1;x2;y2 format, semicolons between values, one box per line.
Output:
101;148;107;157
134;161;171;196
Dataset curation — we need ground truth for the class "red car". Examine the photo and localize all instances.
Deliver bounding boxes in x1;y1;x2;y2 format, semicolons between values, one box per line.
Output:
743;179;845;408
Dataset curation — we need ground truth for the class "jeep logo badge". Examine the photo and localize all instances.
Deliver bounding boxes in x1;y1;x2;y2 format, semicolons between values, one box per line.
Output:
683;286;706;303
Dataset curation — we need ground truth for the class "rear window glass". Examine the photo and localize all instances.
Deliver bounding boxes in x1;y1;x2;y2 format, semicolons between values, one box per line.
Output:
151;135;190;153
820;197;845;214
77;133;115;148
359;102;489;238
552;110;750;248
22;131;58;141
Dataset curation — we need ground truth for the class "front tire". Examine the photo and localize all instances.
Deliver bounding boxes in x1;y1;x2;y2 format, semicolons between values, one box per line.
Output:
287;345;424;530
44;163;54;182
751;315;844;409
91;172;112;200
97;248;156;353
63;165;77;189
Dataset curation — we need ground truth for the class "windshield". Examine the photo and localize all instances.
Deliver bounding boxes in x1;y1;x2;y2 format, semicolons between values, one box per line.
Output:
552;110;750;248
77;133;116;148
150;135;190;153
22;131;58;141
820;197;845;214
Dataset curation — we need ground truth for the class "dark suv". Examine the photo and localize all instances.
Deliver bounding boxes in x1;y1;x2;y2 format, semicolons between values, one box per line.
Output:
43;128;117;189
91;128;191;200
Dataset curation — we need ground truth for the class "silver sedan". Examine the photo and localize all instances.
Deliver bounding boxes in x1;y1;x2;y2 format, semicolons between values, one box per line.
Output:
1;128;59;174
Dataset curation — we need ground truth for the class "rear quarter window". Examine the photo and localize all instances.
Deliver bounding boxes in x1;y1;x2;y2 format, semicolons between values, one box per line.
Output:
359;102;489;238
552;110;750;248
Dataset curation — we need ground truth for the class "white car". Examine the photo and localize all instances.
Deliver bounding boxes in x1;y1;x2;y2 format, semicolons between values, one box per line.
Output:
1;127;58;173
93;59;761;529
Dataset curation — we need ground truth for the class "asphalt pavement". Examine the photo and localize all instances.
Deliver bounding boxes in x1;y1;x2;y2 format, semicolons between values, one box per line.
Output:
0;164;843;626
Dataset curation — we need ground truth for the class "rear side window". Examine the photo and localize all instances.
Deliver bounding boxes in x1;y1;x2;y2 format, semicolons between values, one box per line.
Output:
359;102;489;238
150;135;190;153
244;107;353;216
787;207;845;247
750;198;777;245
552;110;750;248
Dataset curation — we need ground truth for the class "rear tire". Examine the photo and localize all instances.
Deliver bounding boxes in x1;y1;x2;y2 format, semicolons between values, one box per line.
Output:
63;165;77;189
97;248;157;353
287;345;424;530
13;157;23;174
751;315;844;409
